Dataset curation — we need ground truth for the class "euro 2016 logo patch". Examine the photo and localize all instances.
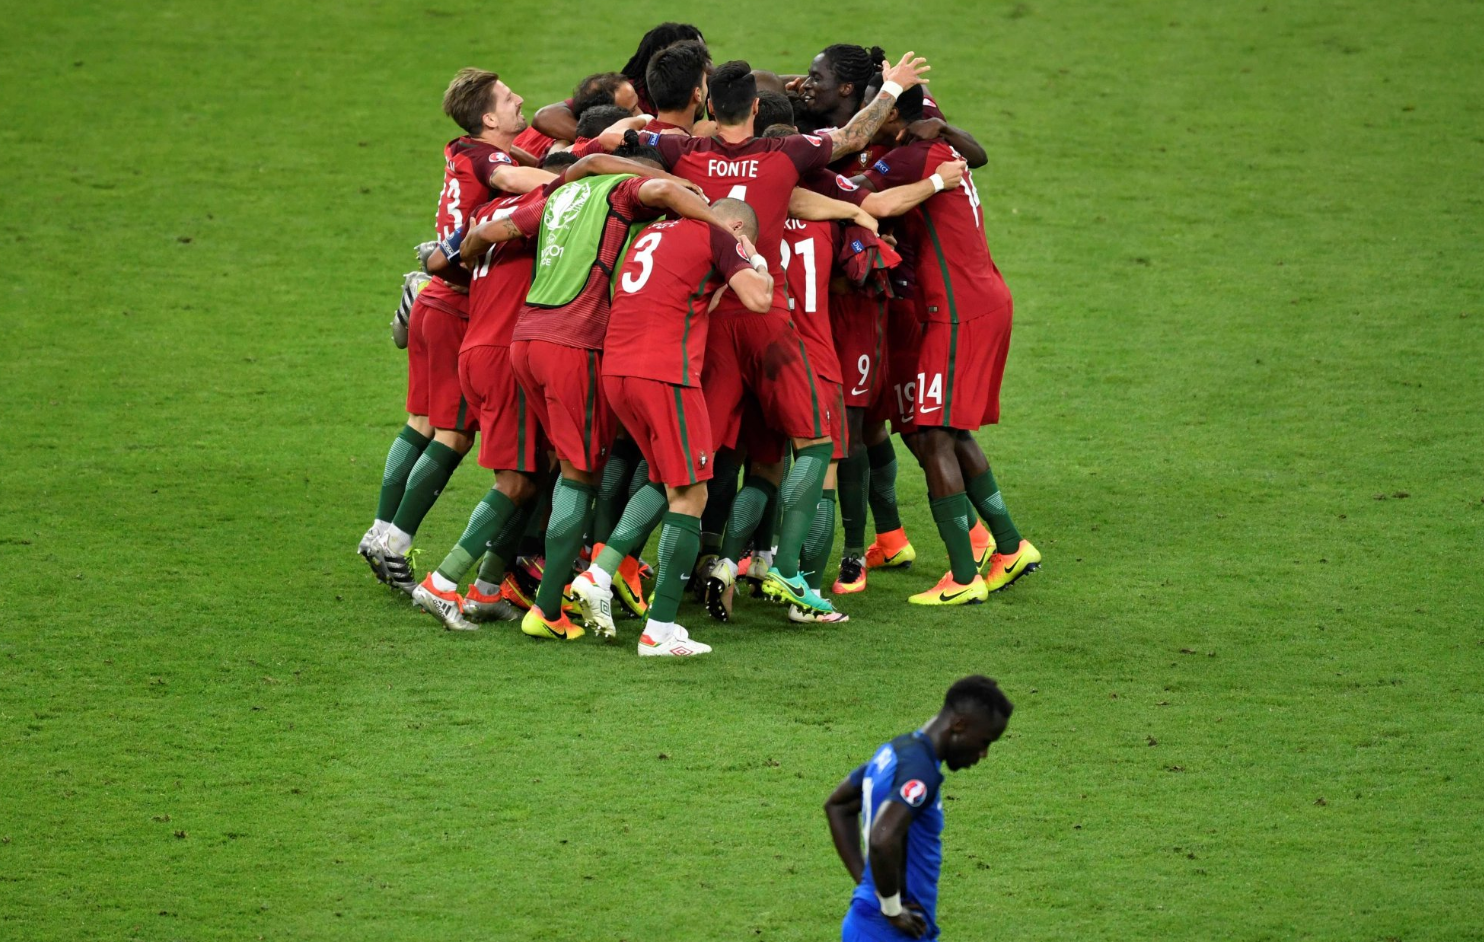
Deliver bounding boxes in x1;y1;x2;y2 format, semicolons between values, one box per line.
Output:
803;134;823;147
900;779;927;807
873;160;891;175
544;182;592;231
834;174;859;192
490;151;513;165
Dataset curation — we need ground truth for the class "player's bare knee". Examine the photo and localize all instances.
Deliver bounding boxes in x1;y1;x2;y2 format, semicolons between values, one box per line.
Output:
668;481;708;517
406;415;433;438
434;428;474;454
496;470;536;504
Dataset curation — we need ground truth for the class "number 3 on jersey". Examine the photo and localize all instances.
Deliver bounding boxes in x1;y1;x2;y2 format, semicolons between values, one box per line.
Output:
621;231;664;293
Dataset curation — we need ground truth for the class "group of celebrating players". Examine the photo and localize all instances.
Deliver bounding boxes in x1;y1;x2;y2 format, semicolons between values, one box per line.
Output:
357;23;1041;660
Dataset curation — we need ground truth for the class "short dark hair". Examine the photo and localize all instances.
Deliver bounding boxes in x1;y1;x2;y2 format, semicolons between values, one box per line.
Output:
575;104;633;140
622;22;705;87
894;85;925;124
540;151;580;171
572;72;630;119
709;60;757;125
612;129;663;165
443;67;500;135
646;39;710;113
760;123;796;138
944;675;1013;722
755;90;794;137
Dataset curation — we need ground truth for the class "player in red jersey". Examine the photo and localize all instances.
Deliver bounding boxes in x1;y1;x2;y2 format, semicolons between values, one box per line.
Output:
566;200;773;655
530;23;705;144
860;87;1041;605
642;39;711;136
514;72;640;164
456;136;729;642
362;68;554;594
646;53;930;620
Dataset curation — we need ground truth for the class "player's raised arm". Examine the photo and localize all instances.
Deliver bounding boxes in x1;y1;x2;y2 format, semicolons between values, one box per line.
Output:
531;101;578;143
788;187;879;235
827;52;930;161
867;802;930;939
460;215;525;265
901;117;987;168
637;179;726;230
565;152;705;198
488;163;557;195
824;772;866;884
860;160;966;217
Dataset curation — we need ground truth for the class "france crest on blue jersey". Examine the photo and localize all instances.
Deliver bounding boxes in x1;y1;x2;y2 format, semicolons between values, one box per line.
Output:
845;731;946;939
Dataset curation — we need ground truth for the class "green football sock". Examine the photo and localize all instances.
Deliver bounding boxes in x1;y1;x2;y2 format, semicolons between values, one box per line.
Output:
595;482;667;574
649;512;701;625
754;454;788;554
534;477;595;616
390;440;463;537
966;468;1022;555
591;439;638;546
474;499;535;591
801;488;838;591
931;492;978;584
376;425;431;523
435;489;517;584
866;438;902;534
699;451;739;553
517;480;553;559
837;449;869;555
719;477;776;563
774;443;833;579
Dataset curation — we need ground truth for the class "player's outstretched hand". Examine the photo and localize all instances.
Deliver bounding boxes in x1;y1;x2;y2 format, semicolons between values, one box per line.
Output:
738;233;759;255
785;76;806;96
851;207;880;235
886;904;929;939
933;160;967;191
882;52;930;91
667;174;708;200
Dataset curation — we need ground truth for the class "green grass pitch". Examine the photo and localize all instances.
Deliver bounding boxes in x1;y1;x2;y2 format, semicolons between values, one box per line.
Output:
3;1;1482;939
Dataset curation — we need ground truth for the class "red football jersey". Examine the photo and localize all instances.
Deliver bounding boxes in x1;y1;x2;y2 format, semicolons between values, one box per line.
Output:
605;219;754;386
649;132;835;307
420;137;517;319
865;140;1010;322
509;176;662;350
513;126;557;162
463;190;545;350
781;217;843;384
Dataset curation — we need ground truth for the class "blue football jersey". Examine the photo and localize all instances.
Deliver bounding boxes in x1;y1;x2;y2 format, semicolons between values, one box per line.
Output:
848;731;946;936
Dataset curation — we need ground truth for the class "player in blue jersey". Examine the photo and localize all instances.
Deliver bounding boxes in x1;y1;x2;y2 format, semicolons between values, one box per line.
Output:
824;676;1014;940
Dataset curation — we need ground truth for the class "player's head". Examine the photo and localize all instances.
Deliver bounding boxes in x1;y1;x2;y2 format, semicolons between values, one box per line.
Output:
540;151;580;172
939;675;1013;771
622;22;705;96
708;60;758;128
646;39;711;118
710;197;759;242
612;129;664;170
755;90;795;137
573;71;639;118
575;104;633;141
800;44;886;118
760;122;797;138
443;68;526;137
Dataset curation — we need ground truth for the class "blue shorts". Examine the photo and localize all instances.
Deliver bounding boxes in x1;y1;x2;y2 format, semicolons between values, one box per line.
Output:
842;898;939;942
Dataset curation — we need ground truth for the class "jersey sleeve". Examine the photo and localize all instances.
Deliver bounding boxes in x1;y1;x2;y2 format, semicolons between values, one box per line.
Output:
885;743;941;817
612;176;665;222
781;132;835;174
508;196;547;240
799;169;869;207
863;140;934;191
846;763;868;790
708;224;753;281
642;131;686;169
472;148;516;189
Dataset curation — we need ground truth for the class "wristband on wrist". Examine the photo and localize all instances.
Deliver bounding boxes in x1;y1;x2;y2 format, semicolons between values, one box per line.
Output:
749;253;768;272
877;892;903;917
879;80;904;100
929;173;945;193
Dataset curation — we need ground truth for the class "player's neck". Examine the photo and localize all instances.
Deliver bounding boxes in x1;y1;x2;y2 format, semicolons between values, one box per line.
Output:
825;102;856;130
656;109;695;132
474;128;516;151
716;121;754;144
921;714;952;760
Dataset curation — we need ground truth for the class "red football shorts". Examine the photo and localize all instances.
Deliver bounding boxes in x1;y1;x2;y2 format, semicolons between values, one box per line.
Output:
509;339;613;472
406;297;475;431
819;380;848;460
459;344;546;473
604;375;713;487
913;305;1013;432
702;308;828;452
831;292;888;409
867;297;926;434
